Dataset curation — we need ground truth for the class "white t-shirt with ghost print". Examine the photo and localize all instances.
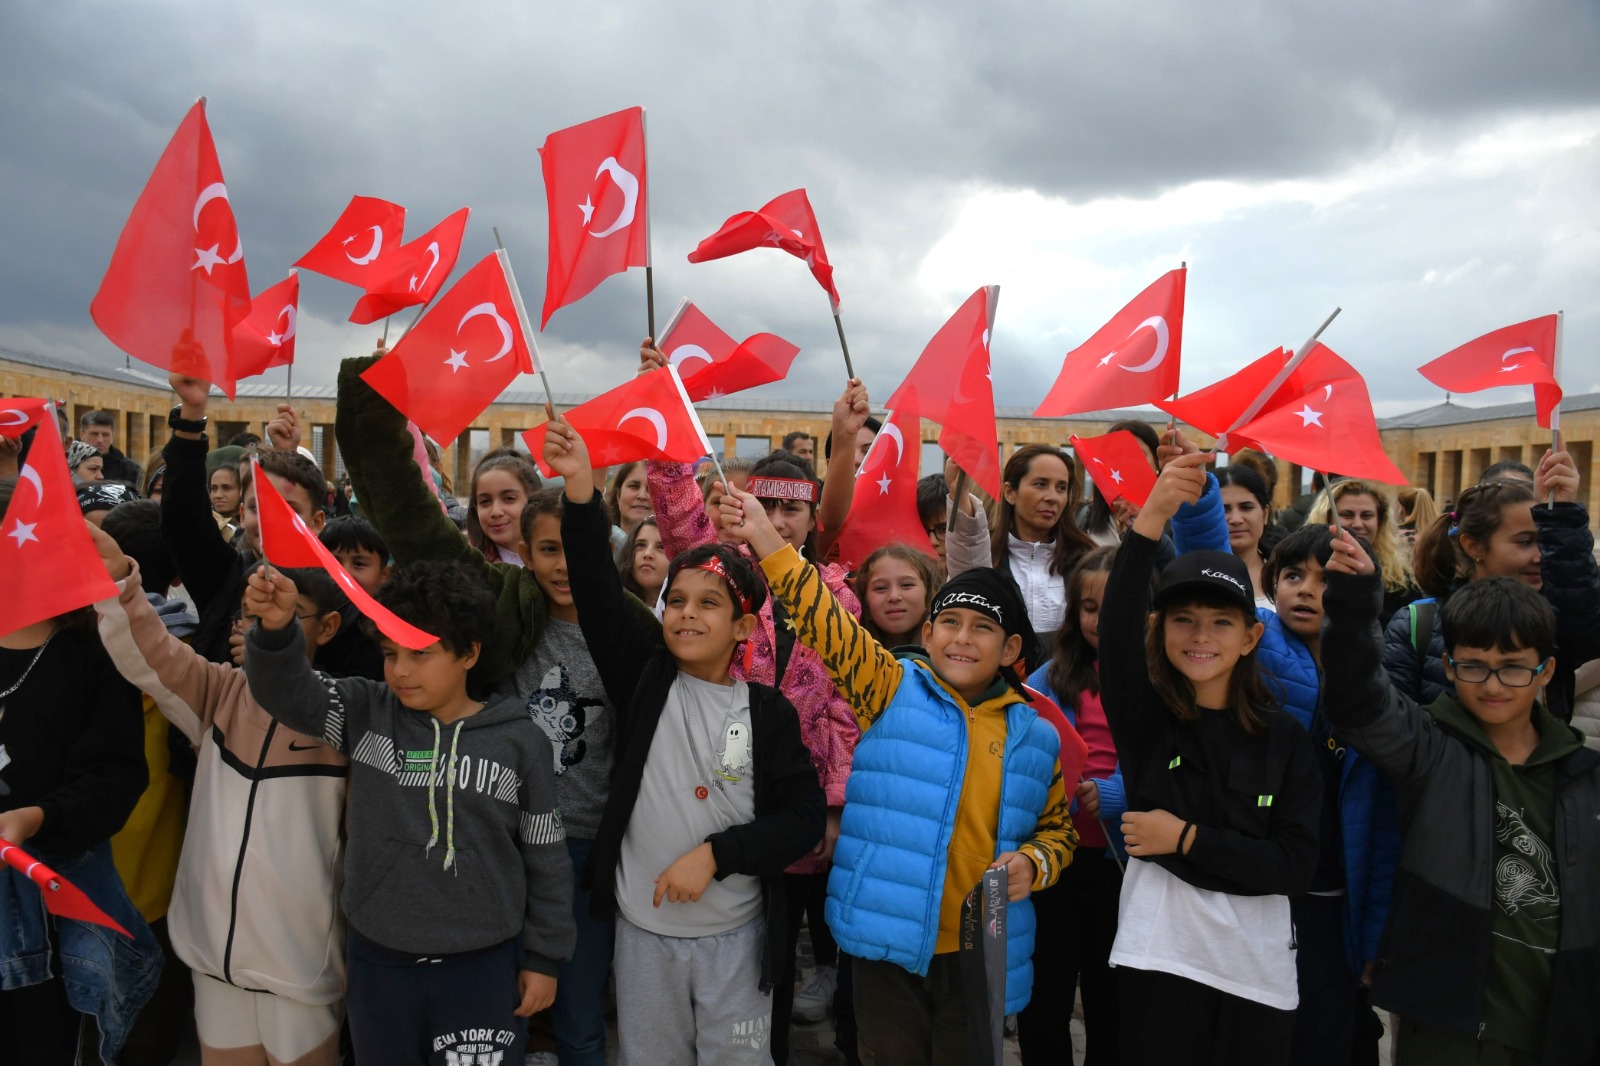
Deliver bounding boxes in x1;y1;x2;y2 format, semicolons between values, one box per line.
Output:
616;671;762;937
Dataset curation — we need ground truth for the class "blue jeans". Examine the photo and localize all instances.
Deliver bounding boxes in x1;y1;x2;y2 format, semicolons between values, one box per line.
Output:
554;836;615;1066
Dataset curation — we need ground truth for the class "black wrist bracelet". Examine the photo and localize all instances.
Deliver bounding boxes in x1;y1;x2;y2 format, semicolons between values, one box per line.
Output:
1179;821;1194;855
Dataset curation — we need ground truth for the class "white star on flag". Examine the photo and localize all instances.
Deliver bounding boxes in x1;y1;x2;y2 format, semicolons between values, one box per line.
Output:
578;196;595;225
7;519;38;547
266;330;284;347
877;474;892;495
1295;404;1324;427
1110;469;1124;484
1497;363;1521;373
193;245;226;274
444;350;470;374
1097;353;1115;367
705;388;725;400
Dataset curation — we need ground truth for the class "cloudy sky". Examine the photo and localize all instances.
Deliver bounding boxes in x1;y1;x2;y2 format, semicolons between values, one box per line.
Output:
2;2;1597;420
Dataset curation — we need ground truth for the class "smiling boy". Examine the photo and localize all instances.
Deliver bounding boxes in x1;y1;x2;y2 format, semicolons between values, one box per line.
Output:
1324;532;1600;1065
719;483;1074;1064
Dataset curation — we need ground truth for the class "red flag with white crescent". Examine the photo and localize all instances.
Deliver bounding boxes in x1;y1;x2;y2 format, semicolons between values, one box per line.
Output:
657;300;800;402
252;459;440;650
539;107;649;327
0;839;131;937
0;400;120;638
360;252;536;445
521;366;712;477
1418;315;1561;428
886;286;1002;497
294;195;407;288
1070;429;1159;508
1035;268;1186;417
232;271;299;380
349;207;471;325
687;189;840;309
89;100;252;398
830;404;935;572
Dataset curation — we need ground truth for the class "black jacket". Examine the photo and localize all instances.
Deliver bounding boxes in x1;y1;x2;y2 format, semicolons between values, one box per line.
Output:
101;444;143;485
1383;502;1599;722
1326;567;1600;1064
1099;531;1322;897
159;433;382;680
561;493;825;991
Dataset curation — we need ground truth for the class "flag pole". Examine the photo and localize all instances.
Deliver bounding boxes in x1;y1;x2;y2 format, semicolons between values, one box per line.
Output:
1549;309;1564;506
1213;306;1341;453
833;306;857;380
641;107;656;341
381;315;391;347
493;236;558;413
947;469;968;534
285;363;293;405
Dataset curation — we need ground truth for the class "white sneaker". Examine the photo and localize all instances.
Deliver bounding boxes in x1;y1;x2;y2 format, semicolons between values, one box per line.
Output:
525;1053;559;1066
791;964;838;1023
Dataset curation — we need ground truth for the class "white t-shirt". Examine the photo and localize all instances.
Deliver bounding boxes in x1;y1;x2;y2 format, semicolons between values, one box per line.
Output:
616;672;761;937
1109;857;1299;1011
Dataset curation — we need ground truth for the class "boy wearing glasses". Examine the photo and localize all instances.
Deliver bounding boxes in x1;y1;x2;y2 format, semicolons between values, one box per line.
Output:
1322;537;1600;1066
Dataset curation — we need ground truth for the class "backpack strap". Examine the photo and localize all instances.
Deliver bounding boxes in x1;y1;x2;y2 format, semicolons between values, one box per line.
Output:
1408;599;1437;671
770;596;797;688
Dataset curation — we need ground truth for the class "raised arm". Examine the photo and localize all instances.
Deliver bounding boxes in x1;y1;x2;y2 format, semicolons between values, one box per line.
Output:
158;373;239;613
720;486;902;729
814;378;870;560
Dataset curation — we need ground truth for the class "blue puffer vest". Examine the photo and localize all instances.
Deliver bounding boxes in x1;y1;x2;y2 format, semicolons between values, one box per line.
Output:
827;660;1060;1015
1256;611;1401;972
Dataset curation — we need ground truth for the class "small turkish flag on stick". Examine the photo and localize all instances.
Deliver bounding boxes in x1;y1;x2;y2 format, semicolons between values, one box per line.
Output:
831;404;935;572
349;207;471;325
1418;314;1562;428
0;838;131;937
1070;430;1159;508
1035;268;1186;418
294;195;407;288
655;299;801;403
232;270;299;381
521;366;712;478
252;459;441;650
0;401;120;638
539;107;650;329
90;99;252;399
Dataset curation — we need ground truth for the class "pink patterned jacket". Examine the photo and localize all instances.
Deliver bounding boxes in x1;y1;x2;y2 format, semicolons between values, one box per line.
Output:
648;461;861;873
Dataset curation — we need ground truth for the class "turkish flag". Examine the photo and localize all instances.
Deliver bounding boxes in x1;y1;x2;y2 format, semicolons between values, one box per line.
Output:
0;400;119;638
0;839;130;937
294;195;407;288
1228;348;1406;484
232;271;299;380
538;107;648;327
252;458;439;650
1035;268;1186;417
89;100;252;399
1419;315;1561;428
831;404;935;572
349;207;471;325
360;252;536;445
521;366;712;477
886;286;1002;498
687;189;839;309
1157;346;1290;438
657;300;801;402
1071;430;1158;507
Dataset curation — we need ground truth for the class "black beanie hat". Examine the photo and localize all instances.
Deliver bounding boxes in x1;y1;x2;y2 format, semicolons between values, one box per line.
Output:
929;567;1028;640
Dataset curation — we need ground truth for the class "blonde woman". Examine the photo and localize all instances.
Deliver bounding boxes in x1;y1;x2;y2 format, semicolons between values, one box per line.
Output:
1395;485;1440;541
1308;478;1421;625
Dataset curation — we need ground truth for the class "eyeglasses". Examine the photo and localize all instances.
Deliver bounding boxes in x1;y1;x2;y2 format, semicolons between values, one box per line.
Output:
1445;657;1549;688
924;525;947;538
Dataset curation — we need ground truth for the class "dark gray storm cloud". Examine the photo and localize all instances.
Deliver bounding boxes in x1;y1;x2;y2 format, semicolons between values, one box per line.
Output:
2;1;1596;417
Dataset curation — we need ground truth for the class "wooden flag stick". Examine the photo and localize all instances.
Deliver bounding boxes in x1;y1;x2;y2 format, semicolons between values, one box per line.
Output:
1318;470;1343;533
833;308;857;380
1213;306;1341;453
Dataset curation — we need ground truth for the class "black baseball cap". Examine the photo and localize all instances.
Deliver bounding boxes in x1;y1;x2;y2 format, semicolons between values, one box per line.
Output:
1154;550;1256;613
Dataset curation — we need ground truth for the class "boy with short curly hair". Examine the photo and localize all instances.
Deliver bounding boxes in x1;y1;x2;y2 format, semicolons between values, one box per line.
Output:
243;560;574;1066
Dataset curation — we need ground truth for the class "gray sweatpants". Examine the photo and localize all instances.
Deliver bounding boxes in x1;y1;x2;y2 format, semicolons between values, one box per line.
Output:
614;914;773;1066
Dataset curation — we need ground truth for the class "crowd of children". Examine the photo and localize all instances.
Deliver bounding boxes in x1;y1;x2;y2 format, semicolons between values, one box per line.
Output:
1;342;1598;1066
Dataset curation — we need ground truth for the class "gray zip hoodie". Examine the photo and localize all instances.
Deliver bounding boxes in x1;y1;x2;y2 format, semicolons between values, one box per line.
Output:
244;621;574;975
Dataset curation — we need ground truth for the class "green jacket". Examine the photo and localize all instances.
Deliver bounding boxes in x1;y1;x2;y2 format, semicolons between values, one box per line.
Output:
334;355;657;692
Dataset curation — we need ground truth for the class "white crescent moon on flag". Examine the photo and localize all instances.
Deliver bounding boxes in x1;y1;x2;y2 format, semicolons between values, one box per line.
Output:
193;182;243;263
1501;346;1535;361
1115;316;1169;373
412;242;441;292
344;226;384;266
619;407;669;450
17;463;43;503
588;157;639;239
0;408;31;428
1324;384;1334;399
669;345;715;371
458;303;514;363
276;305;297;342
880;423;905;468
